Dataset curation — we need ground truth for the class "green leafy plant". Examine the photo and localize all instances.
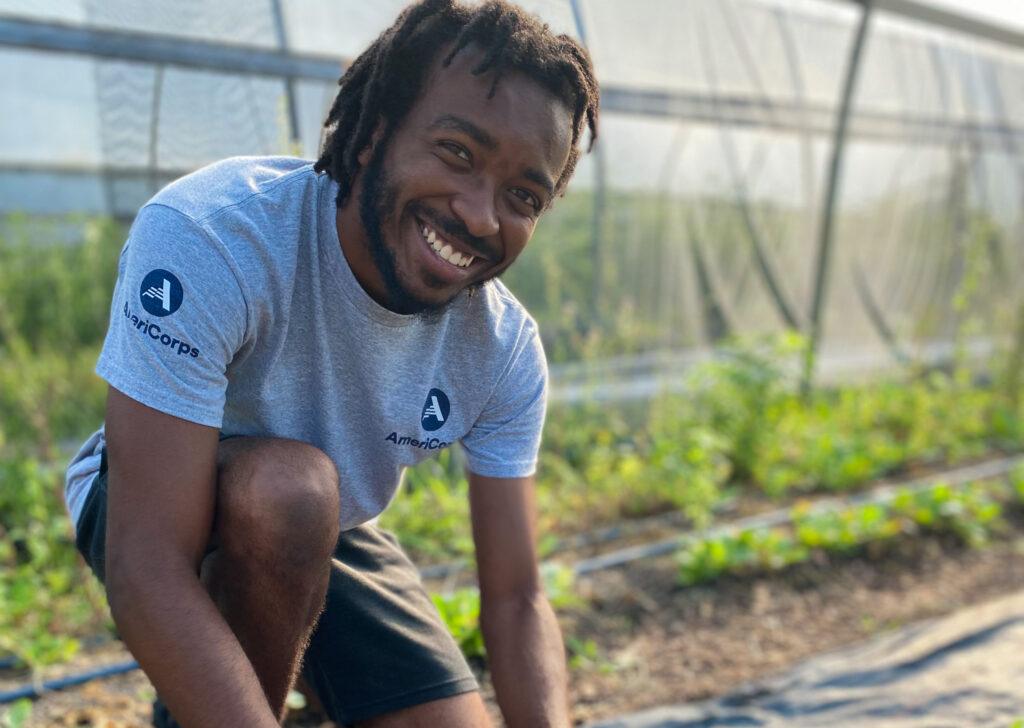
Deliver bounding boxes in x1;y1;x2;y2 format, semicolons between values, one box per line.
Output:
678;527;808;585
429;566;582;662
0;699;32;728
678;480;1007;587
431;588;485;661
541;563;583;610
565;636;616;673
0;456;109;669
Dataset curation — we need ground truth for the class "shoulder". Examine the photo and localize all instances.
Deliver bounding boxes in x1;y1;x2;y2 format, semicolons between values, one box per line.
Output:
132;156;330;300
459;279;545;381
147;156;318;224
467;278;541;350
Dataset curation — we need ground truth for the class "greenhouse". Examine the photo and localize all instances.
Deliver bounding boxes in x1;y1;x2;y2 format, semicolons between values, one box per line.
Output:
2;1;1024;726
3;0;1024;383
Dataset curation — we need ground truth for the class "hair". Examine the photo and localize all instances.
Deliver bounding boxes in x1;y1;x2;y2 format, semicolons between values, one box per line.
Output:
314;0;599;207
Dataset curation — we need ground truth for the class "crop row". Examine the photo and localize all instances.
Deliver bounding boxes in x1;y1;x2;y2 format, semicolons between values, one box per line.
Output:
429;466;1024;668
384;335;1024;563
677;475;1013;586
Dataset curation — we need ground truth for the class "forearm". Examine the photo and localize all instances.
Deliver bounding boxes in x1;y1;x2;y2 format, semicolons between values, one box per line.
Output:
480;590;570;728
108;560;279;728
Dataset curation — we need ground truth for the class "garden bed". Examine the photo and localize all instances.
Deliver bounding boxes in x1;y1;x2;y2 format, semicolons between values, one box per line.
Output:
7;508;1024;727
558;524;1024;724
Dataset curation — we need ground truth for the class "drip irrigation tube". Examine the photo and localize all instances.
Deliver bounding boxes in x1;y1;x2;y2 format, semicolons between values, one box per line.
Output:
3;454;1021;705
0;661;138;703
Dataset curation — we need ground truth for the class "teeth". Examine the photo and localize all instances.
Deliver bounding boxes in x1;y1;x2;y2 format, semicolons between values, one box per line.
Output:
422;222;474;268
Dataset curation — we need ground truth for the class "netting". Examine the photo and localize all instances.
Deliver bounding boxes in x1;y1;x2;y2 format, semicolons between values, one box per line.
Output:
1;0;1022;382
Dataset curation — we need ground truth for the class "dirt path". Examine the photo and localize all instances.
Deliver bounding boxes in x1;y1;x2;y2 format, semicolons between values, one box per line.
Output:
7;528;1024;727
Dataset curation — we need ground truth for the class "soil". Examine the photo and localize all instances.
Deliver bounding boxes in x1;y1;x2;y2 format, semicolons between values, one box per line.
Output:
560;531;1024;724
7;523;1024;728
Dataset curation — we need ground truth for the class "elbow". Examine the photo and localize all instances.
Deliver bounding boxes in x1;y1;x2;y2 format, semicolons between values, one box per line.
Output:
480;586;548;629
104;550;147;625
104;545;192;626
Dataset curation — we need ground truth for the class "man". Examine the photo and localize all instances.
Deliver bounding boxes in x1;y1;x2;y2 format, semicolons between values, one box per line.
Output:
63;1;599;726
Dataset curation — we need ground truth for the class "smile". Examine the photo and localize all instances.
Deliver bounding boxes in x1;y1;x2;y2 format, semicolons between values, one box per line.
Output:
419;221;476;269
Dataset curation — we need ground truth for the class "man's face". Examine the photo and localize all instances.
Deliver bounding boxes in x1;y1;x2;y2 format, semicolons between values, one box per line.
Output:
351;47;574;315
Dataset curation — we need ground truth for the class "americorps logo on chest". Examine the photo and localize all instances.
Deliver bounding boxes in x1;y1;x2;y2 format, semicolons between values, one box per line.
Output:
420;388;450;432
382;387;454;452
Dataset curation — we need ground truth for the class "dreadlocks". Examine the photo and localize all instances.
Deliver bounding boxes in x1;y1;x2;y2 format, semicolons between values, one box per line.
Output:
314;0;599;207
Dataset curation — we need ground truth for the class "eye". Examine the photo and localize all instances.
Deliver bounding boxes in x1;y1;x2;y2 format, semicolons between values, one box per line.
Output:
438;140;471;163
510;187;542;213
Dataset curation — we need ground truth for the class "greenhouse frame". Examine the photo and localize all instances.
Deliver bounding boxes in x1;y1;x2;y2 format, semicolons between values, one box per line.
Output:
2;0;1023;391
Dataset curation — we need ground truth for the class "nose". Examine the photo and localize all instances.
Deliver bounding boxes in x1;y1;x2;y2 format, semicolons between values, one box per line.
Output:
451;183;500;239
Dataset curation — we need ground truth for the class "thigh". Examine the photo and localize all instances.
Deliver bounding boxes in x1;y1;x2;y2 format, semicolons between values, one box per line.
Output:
301;525;480;726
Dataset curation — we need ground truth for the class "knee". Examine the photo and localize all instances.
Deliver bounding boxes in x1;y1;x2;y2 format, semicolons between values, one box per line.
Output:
217;439;341;569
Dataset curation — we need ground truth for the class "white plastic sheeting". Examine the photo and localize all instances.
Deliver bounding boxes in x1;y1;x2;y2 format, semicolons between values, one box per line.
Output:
1;0;1022;366
589;589;1024;727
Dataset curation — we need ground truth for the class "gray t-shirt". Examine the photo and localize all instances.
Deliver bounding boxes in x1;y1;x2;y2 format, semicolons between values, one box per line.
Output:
64;156;548;532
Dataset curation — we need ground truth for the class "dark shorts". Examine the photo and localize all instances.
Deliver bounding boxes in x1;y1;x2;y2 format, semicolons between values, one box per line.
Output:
74;447;478;725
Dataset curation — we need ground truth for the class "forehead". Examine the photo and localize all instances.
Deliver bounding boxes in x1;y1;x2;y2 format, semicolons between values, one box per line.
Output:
404;47;573;174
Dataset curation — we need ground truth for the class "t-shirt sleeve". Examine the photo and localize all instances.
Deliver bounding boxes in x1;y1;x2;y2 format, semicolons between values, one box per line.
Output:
95;203;249;428
460;321;548;479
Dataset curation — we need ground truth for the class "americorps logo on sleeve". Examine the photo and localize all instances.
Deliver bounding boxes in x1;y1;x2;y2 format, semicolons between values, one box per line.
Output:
421;388;450;431
122;268;199;359
140;269;183;317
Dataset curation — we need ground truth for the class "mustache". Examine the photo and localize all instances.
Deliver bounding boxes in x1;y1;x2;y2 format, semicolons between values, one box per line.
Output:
408;202;494;261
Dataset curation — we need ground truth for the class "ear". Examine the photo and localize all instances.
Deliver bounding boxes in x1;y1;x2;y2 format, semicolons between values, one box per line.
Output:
357;121;387;167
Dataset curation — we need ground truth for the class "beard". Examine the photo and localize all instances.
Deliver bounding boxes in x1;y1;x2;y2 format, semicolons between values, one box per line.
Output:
358;142;484;319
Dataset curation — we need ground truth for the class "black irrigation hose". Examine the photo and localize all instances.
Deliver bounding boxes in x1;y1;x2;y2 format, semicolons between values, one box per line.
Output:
0;660;138;704
3;455;1021;705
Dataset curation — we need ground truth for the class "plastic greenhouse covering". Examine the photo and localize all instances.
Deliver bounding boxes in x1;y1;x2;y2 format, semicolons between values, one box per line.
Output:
1;0;1023;390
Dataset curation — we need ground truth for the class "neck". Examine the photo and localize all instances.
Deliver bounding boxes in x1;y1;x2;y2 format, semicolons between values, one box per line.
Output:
335;192;391;308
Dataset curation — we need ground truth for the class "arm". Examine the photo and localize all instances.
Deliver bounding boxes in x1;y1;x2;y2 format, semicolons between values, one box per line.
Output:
104;387;279;728
469;472;570;727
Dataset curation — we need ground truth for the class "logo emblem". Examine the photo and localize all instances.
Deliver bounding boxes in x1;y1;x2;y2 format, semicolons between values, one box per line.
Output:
140;269;183;317
421;388;450;432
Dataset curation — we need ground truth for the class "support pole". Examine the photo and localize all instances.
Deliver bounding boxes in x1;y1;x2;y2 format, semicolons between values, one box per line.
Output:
802;1;874;395
147;64;164;196
270;0;300;148
570;0;606;330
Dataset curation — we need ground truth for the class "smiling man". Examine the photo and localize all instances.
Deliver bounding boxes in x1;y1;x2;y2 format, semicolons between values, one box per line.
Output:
62;1;599;727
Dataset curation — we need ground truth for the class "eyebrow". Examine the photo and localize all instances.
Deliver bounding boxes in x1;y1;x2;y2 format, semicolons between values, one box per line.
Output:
523;168;555;198
429;114;497;150
429;114;556;198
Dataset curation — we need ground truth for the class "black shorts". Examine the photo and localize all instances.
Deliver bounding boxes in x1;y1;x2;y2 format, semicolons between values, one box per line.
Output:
74;447;478;725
